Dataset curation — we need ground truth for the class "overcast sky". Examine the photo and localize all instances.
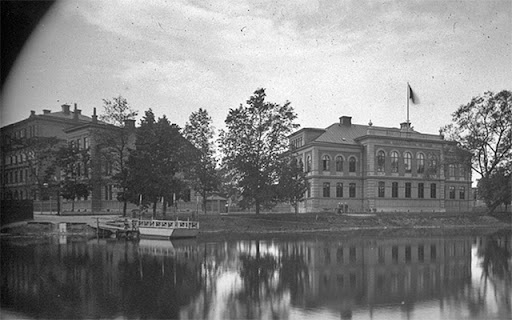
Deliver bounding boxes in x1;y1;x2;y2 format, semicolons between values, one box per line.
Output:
1;0;510;135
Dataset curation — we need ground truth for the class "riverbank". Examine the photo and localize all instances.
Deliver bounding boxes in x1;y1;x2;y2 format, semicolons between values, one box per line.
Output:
1;210;510;239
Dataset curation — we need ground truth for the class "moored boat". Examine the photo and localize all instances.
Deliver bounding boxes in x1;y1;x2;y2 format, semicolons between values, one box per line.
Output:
137;219;199;239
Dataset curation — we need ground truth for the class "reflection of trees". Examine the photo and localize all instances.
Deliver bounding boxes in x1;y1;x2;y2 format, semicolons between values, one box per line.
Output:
475;231;511;315
278;243;310;304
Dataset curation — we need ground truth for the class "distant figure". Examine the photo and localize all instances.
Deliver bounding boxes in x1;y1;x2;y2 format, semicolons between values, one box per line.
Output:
337;202;343;214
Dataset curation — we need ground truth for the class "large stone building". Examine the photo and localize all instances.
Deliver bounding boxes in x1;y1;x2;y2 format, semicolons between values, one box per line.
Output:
1;104;136;213
288;116;472;213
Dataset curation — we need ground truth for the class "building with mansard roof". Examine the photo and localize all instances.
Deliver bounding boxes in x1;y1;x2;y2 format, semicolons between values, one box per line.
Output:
288;116;472;213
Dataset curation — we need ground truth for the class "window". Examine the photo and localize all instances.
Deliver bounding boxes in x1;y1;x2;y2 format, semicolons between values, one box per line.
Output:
77;138;82;150
322;155;330;171
378;181;385;197
405;246;411;263
335;156;343;172
418;245;424;262
404;152;412;173
449;186;455;199
349;157;356;173
430;183;437;198
417;153;425;173
405;183;411;198
459;187;465;199
392;246;398;263
349;183;356;198
449;164;455;177
430;245;437;261
428;154;437;174
391;151;399;173
336;183;343;197
105;185;113;200
337;247;344;263
306;156;311;172
392;182;398;198
307;182;311;197
349;247;356;262
377;151;385;172
459;165;466;179
323;182;330;197
378;247;385;264
84;137;89;150
418;183;424;198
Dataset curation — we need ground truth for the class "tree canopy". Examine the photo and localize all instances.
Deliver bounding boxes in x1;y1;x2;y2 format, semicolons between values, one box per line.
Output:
183;108;219;214
219;88;299;214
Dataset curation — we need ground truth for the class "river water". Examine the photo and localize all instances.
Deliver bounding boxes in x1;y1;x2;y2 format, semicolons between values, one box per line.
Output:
1;230;511;320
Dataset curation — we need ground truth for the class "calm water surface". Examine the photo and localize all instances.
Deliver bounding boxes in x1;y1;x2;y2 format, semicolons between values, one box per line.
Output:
1;230;511;320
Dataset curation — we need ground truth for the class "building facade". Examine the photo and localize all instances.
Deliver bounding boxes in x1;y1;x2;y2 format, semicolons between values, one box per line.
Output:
1;104;136;214
289;116;472;213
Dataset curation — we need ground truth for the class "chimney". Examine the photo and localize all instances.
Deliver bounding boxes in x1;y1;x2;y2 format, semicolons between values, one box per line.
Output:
400;121;412;131
62;104;70;115
73;103;79;120
30;110;36;117
43;109;51;115
124;119;136;129
339;116;352;126
92;107;98;123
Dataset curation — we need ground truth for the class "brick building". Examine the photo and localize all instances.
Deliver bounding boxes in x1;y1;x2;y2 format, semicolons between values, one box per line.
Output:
288;116;472;213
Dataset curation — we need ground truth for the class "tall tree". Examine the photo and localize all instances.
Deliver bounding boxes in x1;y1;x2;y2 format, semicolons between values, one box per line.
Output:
55;143;90;212
219;88;299;214
442;90;511;211
276;155;308;215
127;109;198;217
97;96;138;216
183;108;219;214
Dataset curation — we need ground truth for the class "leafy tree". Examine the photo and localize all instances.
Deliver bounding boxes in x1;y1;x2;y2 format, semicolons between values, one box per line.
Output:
127;109;198;217
219;88;299;214
477;168;511;212
96;96;137;216
443;90;511;211
55;144;90;211
276;155;307;214
183;108;219;214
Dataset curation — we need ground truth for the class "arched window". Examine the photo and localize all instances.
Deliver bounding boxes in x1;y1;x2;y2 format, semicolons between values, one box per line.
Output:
377;151;385;172
335;156;343;172
391;151;399;173
448;164;455;177
404;152;412;173
428;154;437;174
417;153;425;173
349;157;356;173
322;155;330;171
306;156;311;172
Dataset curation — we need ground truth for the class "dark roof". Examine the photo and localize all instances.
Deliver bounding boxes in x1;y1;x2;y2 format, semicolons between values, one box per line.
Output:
315;123;369;145
38;111;93;122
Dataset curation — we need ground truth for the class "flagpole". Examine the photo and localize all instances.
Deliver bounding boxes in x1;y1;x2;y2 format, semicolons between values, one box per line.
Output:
406;82;410;125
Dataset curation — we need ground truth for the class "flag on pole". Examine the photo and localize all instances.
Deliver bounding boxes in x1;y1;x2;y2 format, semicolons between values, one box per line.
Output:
408;83;419;104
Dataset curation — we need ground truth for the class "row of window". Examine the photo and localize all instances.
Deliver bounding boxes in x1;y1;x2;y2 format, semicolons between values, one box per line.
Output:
377;151;437;174
4;169;30;185
4;152;34;166
321;155;357;172
69;137;89;150
319;181;466;199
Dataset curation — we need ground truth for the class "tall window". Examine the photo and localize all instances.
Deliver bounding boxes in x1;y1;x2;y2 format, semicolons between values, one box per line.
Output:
322;155;330;171
428;154;437;174
349;157;356;173
459;187;465;199
349;183;356;198
377;151;385;172
448;164;455;177
391;151;399;173
323;182;330;197
418;183;424;198
459;165;466;179
378;181;385;197
417;153;425;173
105;185;113;200
307;182;311;197
306;155;311;172
336;183;343;197
449;186;456;199
336;156;343;172
430;183;437;198
404;152;412;173
405;182;411;198
392;182;398;198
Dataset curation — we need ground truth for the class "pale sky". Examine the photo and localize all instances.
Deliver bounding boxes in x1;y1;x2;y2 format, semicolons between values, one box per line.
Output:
1;0;510;135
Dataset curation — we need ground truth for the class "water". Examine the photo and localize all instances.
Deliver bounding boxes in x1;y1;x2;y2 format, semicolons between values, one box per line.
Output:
1;230;510;320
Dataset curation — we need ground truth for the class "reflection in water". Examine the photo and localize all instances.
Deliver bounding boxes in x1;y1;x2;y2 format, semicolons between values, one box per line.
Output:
1;231;511;319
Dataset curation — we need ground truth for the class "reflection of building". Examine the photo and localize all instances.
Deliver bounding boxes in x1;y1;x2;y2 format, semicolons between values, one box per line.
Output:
298;236;472;314
288;117;472;212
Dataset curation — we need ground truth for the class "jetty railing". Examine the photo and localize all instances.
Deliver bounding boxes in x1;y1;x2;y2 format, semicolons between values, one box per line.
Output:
136;219;199;229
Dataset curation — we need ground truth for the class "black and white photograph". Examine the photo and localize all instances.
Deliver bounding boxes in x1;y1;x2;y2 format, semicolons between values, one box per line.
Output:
1;0;511;319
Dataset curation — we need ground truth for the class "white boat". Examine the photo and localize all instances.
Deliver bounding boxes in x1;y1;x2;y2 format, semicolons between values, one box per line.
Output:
137;219;199;239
